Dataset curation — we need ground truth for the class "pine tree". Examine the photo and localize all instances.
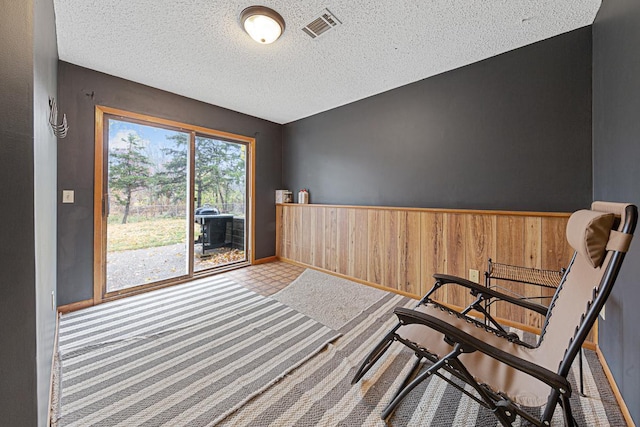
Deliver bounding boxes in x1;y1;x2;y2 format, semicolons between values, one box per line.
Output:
109;132;152;224
156;135;247;212
196;137;246;209
154;134;188;205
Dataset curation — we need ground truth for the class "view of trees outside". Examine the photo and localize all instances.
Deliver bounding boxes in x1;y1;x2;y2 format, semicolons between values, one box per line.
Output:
195;135;246;213
107;124;246;224
106;119;247;292
108;132;153;224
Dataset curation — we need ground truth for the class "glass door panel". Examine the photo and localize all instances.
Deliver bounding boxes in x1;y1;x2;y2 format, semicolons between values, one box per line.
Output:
193;135;247;272
105;118;190;292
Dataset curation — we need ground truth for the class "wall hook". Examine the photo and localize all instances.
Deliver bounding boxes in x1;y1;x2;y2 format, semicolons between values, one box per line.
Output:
49;97;68;138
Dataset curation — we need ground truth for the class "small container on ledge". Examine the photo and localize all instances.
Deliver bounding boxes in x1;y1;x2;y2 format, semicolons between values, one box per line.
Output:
276;189;293;203
298;189;309;204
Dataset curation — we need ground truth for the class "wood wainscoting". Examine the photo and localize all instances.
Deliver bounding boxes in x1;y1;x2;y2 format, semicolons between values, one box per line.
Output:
276;203;595;344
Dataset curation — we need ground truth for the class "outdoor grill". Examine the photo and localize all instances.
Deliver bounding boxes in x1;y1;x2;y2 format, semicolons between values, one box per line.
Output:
194;207;233;253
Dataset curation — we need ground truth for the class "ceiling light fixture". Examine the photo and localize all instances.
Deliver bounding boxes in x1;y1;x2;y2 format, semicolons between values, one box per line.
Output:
240;6;285;44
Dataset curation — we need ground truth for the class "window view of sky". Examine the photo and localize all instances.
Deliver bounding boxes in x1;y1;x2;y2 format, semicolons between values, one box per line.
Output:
108;119;187;167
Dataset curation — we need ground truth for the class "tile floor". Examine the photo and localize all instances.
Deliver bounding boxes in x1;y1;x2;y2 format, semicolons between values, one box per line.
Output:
221;261;306;296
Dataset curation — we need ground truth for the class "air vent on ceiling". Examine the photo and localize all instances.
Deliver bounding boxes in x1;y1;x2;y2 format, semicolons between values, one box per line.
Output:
302;9;341;39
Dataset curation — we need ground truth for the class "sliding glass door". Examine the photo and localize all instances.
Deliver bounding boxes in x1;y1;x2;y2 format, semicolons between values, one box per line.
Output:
95;107;254;301
193;135;248;272
105;119;191;292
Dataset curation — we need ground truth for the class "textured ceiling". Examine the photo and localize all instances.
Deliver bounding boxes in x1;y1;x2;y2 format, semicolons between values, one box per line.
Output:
53;0;601;124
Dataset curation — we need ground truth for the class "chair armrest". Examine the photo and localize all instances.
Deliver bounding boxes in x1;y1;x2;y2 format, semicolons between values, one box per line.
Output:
433;273;549;316
394;307;571;395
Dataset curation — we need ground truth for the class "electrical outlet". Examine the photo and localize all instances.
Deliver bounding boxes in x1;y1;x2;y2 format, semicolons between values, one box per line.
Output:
469;269;480;283
600;304;606;320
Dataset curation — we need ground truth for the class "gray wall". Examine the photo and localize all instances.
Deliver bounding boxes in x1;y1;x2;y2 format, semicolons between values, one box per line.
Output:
0;0;58;425
0;1;37;423
57;62;282;305
283;28;593;212
34;0;59;424
593;0;640;423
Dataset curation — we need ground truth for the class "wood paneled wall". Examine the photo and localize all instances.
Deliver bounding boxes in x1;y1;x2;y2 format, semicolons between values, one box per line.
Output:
276;203;576;336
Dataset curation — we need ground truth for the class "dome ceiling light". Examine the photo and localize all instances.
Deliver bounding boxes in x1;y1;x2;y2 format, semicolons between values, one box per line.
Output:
240;6;285;44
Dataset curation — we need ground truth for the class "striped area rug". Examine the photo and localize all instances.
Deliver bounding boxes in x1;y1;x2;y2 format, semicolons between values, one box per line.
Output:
53;275;340;426
220;292;625;426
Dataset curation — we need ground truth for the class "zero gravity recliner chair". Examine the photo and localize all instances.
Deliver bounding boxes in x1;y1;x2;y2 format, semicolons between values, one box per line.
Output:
352;202;637;426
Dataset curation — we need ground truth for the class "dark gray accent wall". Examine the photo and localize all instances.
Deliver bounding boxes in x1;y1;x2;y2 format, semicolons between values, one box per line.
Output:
593;0;640;423
57;62;282;305
283;28;592;212
0;1;37;424
1;0;58;425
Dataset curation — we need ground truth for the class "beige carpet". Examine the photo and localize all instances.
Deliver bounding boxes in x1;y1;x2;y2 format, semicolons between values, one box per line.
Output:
271;269;388;330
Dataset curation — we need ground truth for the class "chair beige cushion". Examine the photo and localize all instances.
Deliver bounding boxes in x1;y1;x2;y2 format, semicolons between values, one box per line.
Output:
397;303;551;407
566;210;615;268
398;250;614;407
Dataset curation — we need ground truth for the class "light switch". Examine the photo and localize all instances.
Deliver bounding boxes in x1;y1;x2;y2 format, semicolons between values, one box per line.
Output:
62;190;75;204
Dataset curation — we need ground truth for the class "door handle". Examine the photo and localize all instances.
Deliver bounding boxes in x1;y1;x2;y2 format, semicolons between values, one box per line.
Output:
103;194;110;217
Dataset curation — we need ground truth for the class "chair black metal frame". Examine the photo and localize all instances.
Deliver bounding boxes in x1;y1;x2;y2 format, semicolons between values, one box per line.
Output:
352;204;637;426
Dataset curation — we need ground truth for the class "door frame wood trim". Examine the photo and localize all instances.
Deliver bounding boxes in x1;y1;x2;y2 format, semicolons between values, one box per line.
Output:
93;105;256;304
93;107;106;305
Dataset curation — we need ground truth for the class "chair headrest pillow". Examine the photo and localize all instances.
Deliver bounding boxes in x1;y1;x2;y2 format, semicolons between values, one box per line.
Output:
566;210;615;268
